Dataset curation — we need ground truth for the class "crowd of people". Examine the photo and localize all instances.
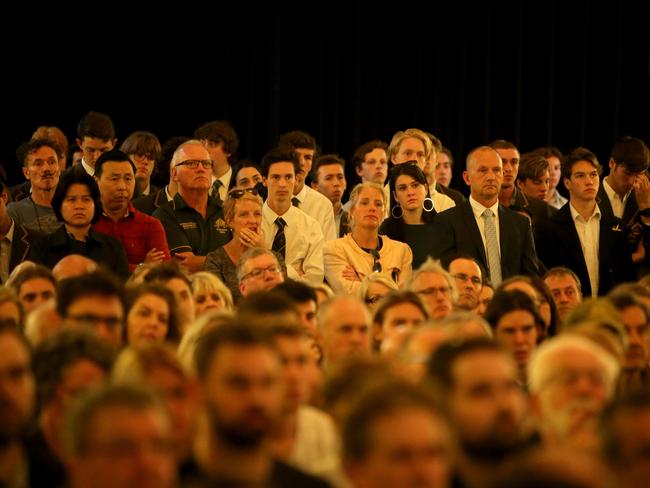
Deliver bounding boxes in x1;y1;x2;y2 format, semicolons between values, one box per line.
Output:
0;111;649;487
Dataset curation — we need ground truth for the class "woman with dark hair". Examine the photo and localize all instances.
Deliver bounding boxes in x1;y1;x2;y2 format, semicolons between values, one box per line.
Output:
380;163;437;268
36;170;129;278
124;283;181;346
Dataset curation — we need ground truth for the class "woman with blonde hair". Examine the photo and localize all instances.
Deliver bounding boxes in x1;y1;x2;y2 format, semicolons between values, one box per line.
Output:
190;272;234;317
324;182;412;295
205;188;264;303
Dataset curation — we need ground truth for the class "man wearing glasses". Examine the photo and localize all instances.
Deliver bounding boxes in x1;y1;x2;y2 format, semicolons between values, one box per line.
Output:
237;247;285;298
154;140;231;273
447;255;483;312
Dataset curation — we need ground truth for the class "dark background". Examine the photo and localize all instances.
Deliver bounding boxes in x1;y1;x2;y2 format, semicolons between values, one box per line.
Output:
3;1;649;192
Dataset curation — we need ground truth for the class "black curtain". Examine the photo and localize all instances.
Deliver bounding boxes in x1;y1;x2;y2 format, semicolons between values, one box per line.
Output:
3;1;649;190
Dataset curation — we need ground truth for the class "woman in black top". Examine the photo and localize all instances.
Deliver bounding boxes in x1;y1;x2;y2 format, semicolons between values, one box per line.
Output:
380;163;437;269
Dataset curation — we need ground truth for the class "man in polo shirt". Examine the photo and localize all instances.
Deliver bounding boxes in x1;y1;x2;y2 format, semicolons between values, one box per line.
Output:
153;140;231;273
279;130;337;242
93;150;170;273
261;147;324;285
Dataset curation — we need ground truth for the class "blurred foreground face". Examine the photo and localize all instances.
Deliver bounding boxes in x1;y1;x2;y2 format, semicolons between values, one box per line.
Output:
0;332;34;441
347;407;451;488
447;350;527;459
68;406;176;488
321;299;371;365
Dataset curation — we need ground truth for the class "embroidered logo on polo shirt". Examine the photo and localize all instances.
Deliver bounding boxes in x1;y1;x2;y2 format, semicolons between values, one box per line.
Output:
214;218;229;233
180;222;198;230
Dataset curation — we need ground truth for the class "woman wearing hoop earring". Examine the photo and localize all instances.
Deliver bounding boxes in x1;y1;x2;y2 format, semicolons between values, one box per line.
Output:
380;163;438;268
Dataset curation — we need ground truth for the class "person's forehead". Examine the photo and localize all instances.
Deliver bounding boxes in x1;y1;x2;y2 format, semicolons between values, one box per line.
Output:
414;271;448;287
495;147;520;159
28;145;58;160
545;274;578;288
210;344;280;375
101;160;134;174
469;149;501;168
81;137;112;147
357;187;383;200
21;277;56;292
0;331;30;366
69;294;123;313
246;254;277;270
268;161;295;175
179;144;210;161
364;148;387;161
317;163;344;177
449;258;481;276
452;350;514;385
326;300;369;326
571;160;598;173
66;183;92;197
237;167;261;179
399;137;425;150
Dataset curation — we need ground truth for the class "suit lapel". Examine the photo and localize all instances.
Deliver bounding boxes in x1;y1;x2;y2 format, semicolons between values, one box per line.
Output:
498;205;512;275
9;225;30;271
460;202;488;265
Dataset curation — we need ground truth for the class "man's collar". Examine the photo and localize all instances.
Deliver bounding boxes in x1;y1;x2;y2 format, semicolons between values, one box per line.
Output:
81;158;94;176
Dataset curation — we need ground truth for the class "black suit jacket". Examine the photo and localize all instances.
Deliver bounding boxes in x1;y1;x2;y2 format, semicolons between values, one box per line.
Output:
132;187;168;215
534;203;635;296
432;201;540;280
9;224;46;275
597;182;638;225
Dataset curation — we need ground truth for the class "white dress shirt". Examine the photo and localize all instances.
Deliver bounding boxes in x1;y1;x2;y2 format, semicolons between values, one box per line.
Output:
211;166;232;202
570;203;601;297
262;203;324;284
81;158;95;176
603;177;630;219
294;185;337;241
428;183;456;212
468;196;501;257
547;189;568;209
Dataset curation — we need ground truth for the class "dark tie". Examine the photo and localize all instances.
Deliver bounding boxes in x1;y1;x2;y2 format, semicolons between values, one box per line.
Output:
292;197;300;207
271;217;287;258
211;180;224;206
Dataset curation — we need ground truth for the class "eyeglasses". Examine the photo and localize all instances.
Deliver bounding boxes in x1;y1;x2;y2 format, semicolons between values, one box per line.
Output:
228;188;259;199
369;249;382;273
241;265;282;281
365;294;386;305
416;286;451;296
175;159;214;169
452;273;482;286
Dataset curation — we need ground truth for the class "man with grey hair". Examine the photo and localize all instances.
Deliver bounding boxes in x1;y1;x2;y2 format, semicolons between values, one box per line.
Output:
408;258;457;319
432;146;540;286
153;140;231;273
318;296;372;366
237;247;285;298
63;384;177;488
528;334;619;452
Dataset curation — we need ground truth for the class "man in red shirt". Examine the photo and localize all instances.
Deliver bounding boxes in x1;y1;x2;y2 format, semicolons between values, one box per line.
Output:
94;150;170;273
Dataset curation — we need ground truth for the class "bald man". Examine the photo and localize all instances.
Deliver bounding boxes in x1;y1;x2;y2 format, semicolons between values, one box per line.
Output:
432;146;540;284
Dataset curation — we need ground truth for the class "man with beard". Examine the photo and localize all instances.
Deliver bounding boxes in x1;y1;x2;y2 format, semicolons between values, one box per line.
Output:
192;320;330;486
93;150;170;273
0;321;35;486
8;139;62;234
427;338;530;488
528;334;619;453
607;292;650;395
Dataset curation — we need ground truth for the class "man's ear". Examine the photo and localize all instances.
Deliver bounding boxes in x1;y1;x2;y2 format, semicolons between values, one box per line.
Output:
462;170;471;186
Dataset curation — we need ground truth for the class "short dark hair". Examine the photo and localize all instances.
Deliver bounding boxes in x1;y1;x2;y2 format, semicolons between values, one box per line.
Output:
372;290;430;327
8;265;56;296
51;170;103;224
260;147;300;177
342;379;440;461
483;289;545;334
610;135;650;173
601;391;650;464
440;147;454;166
351;140;388;171
33;328;115;410
278;130;317;151
608;292;650;322
427;338;502;395
194;320;276;379
143;262;191;288
561;147;602;180
517;152;550;182
311;154;345;182
94;150;136;179
57;271;125;318
543;266;582;293
237;290;298;319
22;138;62;167
532;146;563;161
489;139;518;151
77;111;115;141
193;120;239;156
274;279;317;306
119;131;162;161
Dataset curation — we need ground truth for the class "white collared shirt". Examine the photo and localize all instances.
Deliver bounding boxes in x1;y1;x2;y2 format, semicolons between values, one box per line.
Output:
164;186;174;202
603;177;630;219
211;166;232;202
142;183;151;196
570;203;601;297
547;189;568;209
262;203;325;284
469;196;501;256
0;220;15;283
294;185;337;241
81;158;95;177
428;183;456;212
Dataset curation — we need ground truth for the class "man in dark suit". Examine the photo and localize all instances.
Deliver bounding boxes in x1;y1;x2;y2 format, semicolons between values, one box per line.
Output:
432;146;540;286
535;147;636;297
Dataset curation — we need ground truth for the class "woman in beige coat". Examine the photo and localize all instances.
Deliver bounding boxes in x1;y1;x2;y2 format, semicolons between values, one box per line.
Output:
324;182;412;295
